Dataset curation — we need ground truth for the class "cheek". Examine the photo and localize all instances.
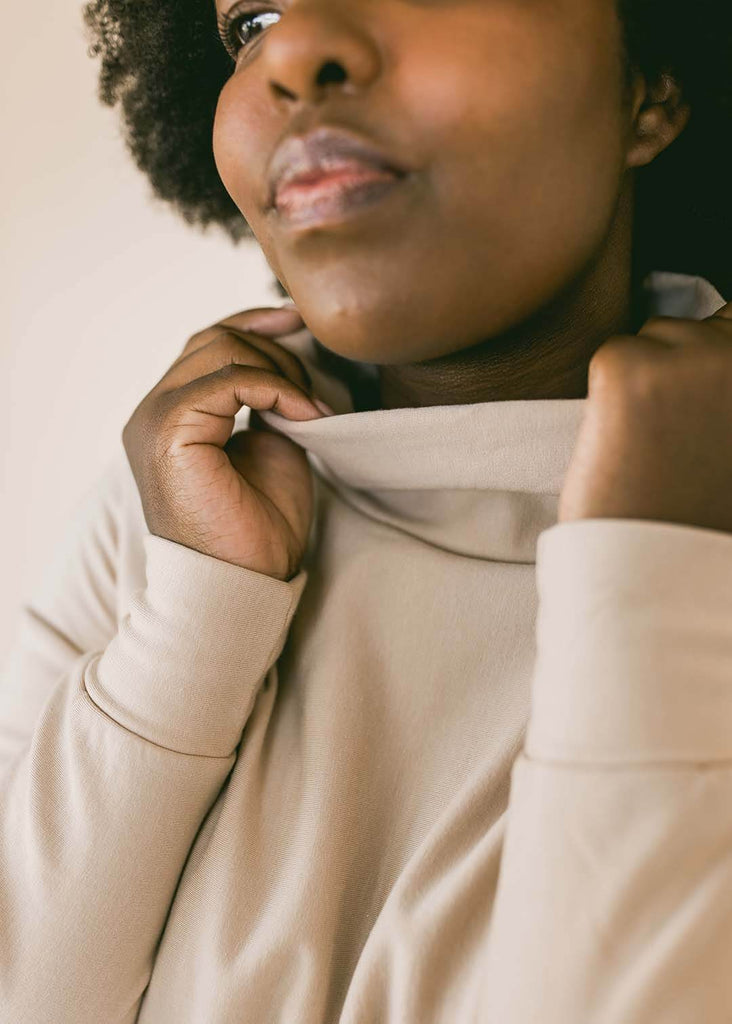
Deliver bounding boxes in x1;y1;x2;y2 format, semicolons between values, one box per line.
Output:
212;78;266;217
212;78;286;277
431;13;628;291
211;84;236;195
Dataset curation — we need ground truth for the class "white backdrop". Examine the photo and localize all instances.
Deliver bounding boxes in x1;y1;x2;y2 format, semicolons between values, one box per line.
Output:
0;5;279;660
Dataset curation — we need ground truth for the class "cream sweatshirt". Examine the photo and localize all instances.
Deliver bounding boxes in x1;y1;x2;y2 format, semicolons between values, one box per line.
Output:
1;270;731;1024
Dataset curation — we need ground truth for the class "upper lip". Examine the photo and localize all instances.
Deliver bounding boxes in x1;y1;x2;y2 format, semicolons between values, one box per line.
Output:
268;125;409;207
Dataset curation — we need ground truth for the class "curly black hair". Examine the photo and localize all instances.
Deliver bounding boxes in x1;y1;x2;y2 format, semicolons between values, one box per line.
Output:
81;0;731;298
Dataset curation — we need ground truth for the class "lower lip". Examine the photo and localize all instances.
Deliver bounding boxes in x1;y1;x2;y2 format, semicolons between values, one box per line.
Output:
274;168;403;228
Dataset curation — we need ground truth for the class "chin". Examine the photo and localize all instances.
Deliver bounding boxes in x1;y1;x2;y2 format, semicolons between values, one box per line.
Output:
290;288;435;364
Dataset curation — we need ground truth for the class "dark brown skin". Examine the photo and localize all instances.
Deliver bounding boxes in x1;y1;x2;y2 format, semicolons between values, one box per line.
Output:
122;306;331;581
558;301;732;533
124;0;731;583
211;0;689;408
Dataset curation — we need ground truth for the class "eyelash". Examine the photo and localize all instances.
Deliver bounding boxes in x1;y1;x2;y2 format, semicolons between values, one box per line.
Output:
217;6;279;61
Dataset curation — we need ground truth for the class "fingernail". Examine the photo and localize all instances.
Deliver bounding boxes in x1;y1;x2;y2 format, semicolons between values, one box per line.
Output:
260;304;301;320
312;398;336;417
253;306;304;334
270;303;303;315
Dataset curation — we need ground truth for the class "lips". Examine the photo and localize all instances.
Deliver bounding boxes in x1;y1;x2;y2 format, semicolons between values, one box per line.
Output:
268;125;410;209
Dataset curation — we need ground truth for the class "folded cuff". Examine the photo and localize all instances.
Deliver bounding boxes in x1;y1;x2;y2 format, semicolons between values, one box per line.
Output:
85;534;308;757
525;518;732;764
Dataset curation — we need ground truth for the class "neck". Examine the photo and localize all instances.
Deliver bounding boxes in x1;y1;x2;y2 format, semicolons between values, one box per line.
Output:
375;177;644;409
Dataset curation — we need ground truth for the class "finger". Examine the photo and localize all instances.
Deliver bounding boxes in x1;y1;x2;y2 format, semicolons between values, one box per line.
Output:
159;365;324;449
157;334;281;392
161;330;313;395
223;328;314;393
175;305;304;366
636;304;732;349
218;304;304;334
636;315;703;345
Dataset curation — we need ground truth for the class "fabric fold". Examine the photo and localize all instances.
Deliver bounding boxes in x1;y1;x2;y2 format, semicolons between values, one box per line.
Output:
526;518;732;764
88;533;308;757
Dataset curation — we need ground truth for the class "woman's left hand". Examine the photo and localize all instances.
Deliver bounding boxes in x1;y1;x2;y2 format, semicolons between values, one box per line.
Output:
558;300;732;534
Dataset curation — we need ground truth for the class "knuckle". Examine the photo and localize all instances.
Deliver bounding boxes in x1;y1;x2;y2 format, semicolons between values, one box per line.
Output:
625;360;663;402
216;336;277;369
588;337;631;378
216;361;281;387
180;327;209;354
206;327;239;345
214;360;244;381
186;327;206;345
209;333;247;354
642;315;672;333
224;331;306;381
203;334;281;376
189;329;235;359
183;324;311;392
640;315;688;340
178;323;234;359
215;323;308;371
589;337;658;398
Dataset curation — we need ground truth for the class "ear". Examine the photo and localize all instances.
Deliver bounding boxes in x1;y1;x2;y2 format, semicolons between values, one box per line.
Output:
625;69;692;170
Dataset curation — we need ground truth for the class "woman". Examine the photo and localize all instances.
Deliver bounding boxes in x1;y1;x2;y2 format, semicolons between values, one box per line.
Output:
1;0;731;1020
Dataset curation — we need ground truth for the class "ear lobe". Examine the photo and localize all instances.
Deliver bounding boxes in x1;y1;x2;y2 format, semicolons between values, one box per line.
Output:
625;70;691;170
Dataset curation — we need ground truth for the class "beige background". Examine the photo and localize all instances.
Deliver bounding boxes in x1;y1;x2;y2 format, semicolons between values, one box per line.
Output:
0;6;279;660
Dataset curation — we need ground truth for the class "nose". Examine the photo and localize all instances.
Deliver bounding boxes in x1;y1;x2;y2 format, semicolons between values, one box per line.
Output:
262;4;382;106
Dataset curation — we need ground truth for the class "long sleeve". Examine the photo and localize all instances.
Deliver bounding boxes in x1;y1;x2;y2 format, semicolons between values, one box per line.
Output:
0;454;308;1023
475;518;732;1024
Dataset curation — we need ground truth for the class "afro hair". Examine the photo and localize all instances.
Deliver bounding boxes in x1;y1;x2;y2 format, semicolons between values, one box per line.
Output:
82;0;732;298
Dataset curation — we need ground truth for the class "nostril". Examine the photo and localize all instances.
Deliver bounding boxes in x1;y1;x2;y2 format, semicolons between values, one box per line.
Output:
316;61;348;86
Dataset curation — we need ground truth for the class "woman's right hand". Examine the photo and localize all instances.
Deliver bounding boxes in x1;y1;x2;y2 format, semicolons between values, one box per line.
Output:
122;305;334;582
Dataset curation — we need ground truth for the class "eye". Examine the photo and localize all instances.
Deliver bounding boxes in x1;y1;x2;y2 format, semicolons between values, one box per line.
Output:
217;6;280;61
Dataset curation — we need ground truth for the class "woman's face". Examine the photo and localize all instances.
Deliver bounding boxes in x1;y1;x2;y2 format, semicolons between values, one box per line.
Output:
212;0;633;364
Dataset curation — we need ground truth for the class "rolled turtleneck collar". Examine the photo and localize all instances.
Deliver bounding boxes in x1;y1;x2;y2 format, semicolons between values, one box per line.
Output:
243;271;725;564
